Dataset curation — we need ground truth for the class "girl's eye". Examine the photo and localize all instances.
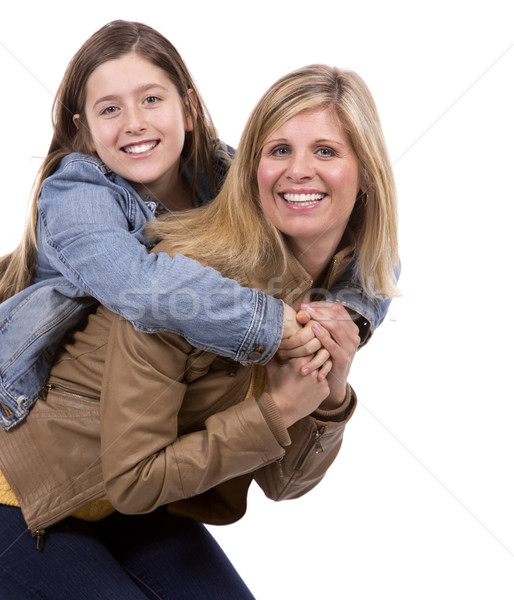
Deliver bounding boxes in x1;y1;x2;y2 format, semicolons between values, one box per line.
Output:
317;147;336;158
101;106;119;116
144;96;160;105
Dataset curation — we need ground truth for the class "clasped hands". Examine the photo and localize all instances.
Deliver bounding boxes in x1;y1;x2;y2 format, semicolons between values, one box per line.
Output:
265;302;360;428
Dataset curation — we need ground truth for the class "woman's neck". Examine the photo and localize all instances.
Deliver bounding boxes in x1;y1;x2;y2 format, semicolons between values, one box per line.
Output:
287;235;341;288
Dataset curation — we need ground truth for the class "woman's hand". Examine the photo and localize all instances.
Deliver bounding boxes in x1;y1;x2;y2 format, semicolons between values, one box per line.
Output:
306;302;360;409
265;356;330;428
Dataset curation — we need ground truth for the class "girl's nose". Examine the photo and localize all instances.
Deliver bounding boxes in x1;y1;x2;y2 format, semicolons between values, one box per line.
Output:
124;107;146;134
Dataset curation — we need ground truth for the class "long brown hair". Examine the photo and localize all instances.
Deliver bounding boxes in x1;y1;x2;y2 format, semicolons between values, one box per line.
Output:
147;65;399;298
0;20;219;302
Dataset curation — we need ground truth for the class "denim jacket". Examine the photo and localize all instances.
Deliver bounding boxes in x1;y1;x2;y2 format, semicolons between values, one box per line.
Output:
0;151;392;430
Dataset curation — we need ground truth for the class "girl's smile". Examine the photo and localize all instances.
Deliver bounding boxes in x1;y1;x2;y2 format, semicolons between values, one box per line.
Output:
75;52;193;206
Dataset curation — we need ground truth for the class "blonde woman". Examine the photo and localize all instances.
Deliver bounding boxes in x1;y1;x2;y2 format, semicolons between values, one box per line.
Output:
0;64;398;599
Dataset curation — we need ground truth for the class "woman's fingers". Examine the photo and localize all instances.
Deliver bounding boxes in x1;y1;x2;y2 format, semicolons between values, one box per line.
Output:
304;302;360;347
300;348;331;375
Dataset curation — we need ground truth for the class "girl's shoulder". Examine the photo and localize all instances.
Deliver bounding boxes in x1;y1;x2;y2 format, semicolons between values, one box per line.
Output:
52;152;112;180
43;153;137;197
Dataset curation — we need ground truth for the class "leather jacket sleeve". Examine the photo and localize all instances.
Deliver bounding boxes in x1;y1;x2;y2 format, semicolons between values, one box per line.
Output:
100;316;356;516
100;317;286;514
253;385;356;501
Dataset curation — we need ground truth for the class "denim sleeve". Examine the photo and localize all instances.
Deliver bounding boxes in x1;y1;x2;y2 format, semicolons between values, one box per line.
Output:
37;170;282;365
325;257;401;347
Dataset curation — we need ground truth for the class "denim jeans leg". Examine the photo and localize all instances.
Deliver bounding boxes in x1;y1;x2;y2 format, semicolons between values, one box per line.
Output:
92;508;256;600
0;505;151;599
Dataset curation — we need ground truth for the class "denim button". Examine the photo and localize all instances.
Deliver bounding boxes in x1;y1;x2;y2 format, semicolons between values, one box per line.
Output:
248;351;262;360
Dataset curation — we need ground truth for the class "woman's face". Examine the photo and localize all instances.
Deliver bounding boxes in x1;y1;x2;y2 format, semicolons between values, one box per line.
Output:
76;52;193;202
257;108;361;255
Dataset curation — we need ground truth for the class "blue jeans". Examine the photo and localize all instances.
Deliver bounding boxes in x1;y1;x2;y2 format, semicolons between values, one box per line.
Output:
0;505;255;599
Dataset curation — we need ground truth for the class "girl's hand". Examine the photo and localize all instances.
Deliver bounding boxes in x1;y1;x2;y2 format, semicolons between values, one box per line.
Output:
281;302;302;339
278;307;330;380
265;356;330;428
305;302;360;409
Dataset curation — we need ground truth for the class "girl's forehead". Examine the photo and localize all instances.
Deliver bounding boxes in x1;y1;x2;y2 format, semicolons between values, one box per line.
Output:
85;53;177;103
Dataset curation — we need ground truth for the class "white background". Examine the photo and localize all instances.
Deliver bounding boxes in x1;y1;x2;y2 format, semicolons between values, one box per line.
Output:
1;1;513;598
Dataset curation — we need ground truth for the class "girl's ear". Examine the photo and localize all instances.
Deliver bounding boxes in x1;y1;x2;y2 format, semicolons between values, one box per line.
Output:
184;89;198;132
72;114;96;154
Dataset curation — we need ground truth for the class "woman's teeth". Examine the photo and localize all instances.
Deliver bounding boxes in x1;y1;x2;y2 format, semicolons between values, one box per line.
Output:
282;193;325;206
123;141;157;155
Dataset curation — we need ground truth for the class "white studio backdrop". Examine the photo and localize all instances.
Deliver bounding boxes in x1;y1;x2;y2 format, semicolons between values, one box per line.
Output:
1;1;513;598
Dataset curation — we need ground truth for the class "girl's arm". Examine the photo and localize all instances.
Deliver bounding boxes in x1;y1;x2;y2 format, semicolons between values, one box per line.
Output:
37;155;284;364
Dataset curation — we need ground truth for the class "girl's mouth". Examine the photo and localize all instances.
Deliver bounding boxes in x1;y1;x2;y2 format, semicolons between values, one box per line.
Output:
122;140;159;155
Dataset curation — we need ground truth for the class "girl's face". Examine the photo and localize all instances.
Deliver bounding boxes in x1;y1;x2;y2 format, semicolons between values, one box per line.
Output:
76;52;193;202
257;108;361;258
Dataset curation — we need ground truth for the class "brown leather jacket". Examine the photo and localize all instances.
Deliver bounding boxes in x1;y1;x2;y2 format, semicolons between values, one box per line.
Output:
0;243;357;534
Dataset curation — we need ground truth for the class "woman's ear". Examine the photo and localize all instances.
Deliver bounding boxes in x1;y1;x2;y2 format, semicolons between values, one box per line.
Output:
72;114;81;130
184;89;198;132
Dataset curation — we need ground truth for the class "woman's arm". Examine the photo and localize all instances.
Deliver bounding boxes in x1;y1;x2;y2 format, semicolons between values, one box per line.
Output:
253;384;357;501
253;304;359;500
100;317;288;515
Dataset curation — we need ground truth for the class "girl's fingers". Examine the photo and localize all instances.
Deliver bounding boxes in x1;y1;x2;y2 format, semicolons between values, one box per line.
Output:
278;337;322;360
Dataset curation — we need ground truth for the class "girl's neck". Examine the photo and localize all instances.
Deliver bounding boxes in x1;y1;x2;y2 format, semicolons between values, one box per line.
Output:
135;173;194;212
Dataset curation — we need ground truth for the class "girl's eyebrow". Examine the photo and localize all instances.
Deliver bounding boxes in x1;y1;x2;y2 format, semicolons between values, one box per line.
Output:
92;83;169;109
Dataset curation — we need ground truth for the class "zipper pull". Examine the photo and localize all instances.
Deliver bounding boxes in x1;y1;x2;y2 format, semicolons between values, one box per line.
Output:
38;382;52;401
32;529;46;551
314;426;326;454
276;456;285;478
222;358;239;377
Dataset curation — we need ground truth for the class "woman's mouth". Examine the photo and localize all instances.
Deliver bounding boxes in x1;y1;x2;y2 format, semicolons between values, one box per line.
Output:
122;141;159;155
281;193;326;207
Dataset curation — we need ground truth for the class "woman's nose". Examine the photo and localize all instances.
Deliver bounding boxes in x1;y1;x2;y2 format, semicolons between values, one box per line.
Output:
286;152;315;181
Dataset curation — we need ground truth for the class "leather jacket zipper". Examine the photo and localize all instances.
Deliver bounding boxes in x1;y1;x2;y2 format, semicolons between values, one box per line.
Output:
40;382;99;401
31;529;46;551
294;425;326;471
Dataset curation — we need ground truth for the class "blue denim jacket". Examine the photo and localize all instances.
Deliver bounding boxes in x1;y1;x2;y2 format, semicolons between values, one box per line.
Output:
0;152;392;430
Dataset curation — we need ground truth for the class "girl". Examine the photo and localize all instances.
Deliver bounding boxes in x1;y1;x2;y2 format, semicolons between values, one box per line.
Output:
0;20;391;431
0;64;399;599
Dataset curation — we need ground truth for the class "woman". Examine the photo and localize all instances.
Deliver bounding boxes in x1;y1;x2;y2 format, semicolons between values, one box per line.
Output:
0;64;398;599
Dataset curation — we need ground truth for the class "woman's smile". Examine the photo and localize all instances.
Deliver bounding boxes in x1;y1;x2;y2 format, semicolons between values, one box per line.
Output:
258;107;361;259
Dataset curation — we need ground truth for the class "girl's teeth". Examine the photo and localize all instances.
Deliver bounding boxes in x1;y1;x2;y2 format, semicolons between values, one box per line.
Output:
283;193;324;204
123;142;157;154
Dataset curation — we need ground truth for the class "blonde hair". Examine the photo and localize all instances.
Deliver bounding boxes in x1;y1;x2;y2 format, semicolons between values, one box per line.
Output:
0;20;220;302
147;64;399;298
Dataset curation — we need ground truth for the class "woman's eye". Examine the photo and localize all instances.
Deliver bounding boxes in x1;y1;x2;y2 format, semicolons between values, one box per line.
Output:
144;96;160;105
271;146;290;157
